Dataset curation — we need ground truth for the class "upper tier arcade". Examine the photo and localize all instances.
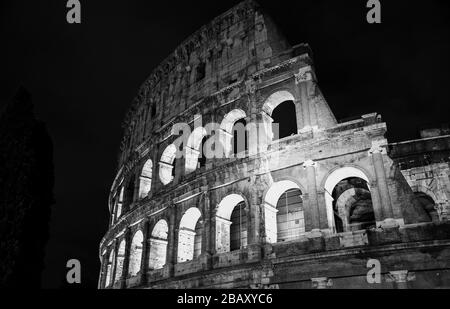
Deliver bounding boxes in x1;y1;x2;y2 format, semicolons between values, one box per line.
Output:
99;1;450;290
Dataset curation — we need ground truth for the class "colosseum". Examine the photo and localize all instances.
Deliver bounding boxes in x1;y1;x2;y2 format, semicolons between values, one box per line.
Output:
99;0;450;289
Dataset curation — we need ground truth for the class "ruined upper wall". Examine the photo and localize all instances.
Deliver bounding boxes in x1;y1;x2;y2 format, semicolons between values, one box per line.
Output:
119;0;292;165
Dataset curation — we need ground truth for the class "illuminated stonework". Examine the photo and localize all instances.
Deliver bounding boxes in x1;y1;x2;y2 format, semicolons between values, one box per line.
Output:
99;1;450;289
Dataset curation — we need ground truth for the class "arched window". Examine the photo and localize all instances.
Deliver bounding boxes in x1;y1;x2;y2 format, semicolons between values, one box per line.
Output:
139;159;153;199
148;220;169;270
262;91;297;142
276;188;304;242
124;176;135;211
128;230;143;277
271;100;297;140
105;250;114;288
159;144;177;185
185;127;207;174
232;118;248;156
264;180;304;243
177;208;202;263
197;137;208;168
220;109;246;157
215;194;248;253
332;177;375;232
230;201;247;251
324;167;374;233
114;240;126;283
415;192;439;222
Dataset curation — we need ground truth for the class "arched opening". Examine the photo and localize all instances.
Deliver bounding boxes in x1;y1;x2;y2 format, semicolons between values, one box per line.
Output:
215;194;248;253
230;201;247;251
177;208;202;263
185;127;207;173
414;192;439;222
196;62;206;82
264;180;304;243
220;109;247;157
324;167;373;233
148;220;169;270
232;118;248;156
114;240;126;283
159;144;177;185
128;230;143;277
262;91;297;142
139;159;153;199
105;250;114;287
271;100;297;140
332;178;375;232
276;188;304;242
197;137;208;168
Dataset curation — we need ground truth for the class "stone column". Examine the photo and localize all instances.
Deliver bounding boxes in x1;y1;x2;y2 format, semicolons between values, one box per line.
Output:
303;160;321;233
294;99;304;133
295;66;315;131
298;82;310;129
368;181;384;224
140;220;150;284
150;150;158;199
121;228;132;288
132;171;139;205
248;186;261;245
368;141;395;227
98;254;107;289
316;189;330;230
110;240;118;287
166;204;177;276
201;192;211;255
201;191;213;270
210;214;217;256
215;217;232;253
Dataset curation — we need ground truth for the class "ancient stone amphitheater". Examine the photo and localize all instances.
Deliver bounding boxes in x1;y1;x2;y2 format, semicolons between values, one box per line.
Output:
99;0;450;289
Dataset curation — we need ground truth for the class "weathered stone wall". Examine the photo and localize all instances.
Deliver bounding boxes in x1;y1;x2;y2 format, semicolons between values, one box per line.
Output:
118;0;293;167
99;0;450;289
389;134;450;221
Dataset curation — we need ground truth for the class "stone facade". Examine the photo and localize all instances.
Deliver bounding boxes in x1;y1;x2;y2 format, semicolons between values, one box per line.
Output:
99;0;450;289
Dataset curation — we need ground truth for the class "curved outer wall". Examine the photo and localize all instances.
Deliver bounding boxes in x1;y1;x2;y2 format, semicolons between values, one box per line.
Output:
99;0;450;289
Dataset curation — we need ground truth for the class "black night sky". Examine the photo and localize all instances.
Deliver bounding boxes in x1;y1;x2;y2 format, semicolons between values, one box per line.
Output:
1;0;449;288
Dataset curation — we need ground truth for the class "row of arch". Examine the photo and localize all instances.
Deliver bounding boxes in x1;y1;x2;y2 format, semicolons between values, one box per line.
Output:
158;96;298;185
111;93;299;224
104;165;440;287
104;219;169;287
